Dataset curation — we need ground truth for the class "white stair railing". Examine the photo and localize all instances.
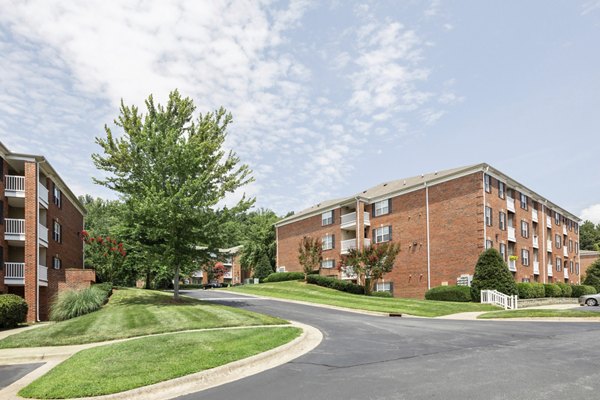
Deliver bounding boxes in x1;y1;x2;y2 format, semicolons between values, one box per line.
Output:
481;290;518;310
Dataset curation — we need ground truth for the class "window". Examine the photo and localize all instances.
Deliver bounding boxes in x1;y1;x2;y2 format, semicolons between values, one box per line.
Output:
321;211;333;226
576;263;580;275
520;193;528;210
486;239;493;249
575;242;579;254
521;278;530;283
374;226;391;243
570;261;574;273
521;220;529;238
277;266;286;272
556;257;562;271
53;184;62;208
499;243;507;261
374;199;391;217
521;249;529;266
569;239;573;252
498;181;505;199
52;256;61;270
499;212;506;230
484;174;491;193
322;234;334;250
485;207;492;226
555;211;560;225
321;259;335;269
555;234;561;249
575;223;579;234
53;221;62;243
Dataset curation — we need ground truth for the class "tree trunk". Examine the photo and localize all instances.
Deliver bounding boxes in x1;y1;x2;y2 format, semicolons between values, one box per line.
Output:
174;265;180;301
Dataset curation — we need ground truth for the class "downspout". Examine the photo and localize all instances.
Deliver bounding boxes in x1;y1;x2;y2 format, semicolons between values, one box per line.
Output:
35;160;44;322
425;183;431;290
483;167;489;249
541;203;547;284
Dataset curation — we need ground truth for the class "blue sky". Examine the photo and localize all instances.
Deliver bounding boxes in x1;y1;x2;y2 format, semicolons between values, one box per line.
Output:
1;0;599;222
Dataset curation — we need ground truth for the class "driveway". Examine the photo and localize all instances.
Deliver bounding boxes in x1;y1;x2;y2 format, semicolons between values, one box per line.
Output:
180;290;600;400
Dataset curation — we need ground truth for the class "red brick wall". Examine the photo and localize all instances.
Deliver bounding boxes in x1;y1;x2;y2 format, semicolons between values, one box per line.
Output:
24;162;38;322
57;268;95;292
581;253;599;276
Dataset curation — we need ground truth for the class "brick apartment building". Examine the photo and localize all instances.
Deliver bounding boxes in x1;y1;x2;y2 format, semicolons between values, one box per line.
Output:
0;141;93;322
276;164;581;298
191;245;249;285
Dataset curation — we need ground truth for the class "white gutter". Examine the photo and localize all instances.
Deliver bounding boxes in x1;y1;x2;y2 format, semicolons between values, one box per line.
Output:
483;167;489;249
542;203;547;284
36;160;43;322
425;183;431;290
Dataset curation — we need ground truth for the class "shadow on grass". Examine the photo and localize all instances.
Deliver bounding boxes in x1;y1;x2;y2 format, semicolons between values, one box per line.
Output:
108;289;217;308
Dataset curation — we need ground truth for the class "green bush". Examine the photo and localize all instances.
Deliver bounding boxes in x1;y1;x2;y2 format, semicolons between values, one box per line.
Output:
0;294;28;329
543;283;562;297
92;282;113;303
471;249;518;302
263;272;305;283
555;282;573;297
571;285;597;297
50;286;107;321
370;291;393;298
516;283;545;299
253;254;275;282
425;286;472;302
306;274;364;295
583;259;600;292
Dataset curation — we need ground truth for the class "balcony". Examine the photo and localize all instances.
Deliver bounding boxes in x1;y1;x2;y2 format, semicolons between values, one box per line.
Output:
546;215;552;228
5;218;25;241
340;212;371;230
4;262;25;285
532;236;539;248
563;246;568;257
533;261;540;275
532;208;538;223
547;239;553;252
39;265;48;286
508;259;517;272
564;268;569;280
38;182;49;208
223;268;233;279
563;225;567;235
39;224;48;246
507;196;515;213
507;227;516;242
4;175;25;197
547;263;553;277
341;238;371;254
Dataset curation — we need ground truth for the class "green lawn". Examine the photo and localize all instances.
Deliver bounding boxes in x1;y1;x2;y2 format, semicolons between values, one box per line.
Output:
19;327;301;399
226;281;499;317
478;309;600;319
0;288;286;348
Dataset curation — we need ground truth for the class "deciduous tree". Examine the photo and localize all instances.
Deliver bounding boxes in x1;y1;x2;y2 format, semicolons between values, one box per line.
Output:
340;243;400;295
298;237;322;281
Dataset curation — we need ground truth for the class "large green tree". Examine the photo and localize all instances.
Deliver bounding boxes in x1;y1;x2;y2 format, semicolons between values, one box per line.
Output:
580;220;600;251
470;248;518;301
93;90;253;300
340;243;400;295
583;259;600;292
239;209;279;273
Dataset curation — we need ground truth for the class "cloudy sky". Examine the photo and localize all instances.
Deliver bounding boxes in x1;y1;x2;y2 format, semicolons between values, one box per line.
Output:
1;0;599;222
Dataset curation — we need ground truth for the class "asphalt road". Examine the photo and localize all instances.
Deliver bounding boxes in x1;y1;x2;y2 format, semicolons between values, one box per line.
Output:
0;363;44;390
179;290;600;400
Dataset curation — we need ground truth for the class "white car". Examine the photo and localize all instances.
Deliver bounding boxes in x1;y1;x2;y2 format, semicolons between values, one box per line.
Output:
579;293;600;306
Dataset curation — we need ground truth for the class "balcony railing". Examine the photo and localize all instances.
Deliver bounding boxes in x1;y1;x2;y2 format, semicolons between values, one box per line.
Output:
5;175;25;193
564;268;569;280
38;182;49;206
39;224;48;244
563;225;567;235
547;239;553;252
546;215;552;228
507;197;515;212
508;259;517;272
5;218;25;240
340;211;371;230
563;246;568;257
532;208;538;222
507;227;516;242
533;261;540;275
363;212;370;226
341;238;372;254
38;265;48;282
532;236;539;248
5;262;25;279
547;263;553;277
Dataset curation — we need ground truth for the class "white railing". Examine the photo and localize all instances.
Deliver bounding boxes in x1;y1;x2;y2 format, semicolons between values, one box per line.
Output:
564;268;569;280
363;211;370;226
563;225;567;235
5;262;25;279
340;212;357;227
546;215;552;228
508;227;516;242
508;259;517;272
563;247;568;257
341;238;357;254
38;182;49;205
532;236;539;248
5;175;25;192
341;266;357;280
364;238;371;248
38;265;48;282
39;224;48;243
507;196;515;212
481;290;518;310
547;239;553;252
532;208;538;222
547;263;553;277
533;261;540;275
5;218;25;235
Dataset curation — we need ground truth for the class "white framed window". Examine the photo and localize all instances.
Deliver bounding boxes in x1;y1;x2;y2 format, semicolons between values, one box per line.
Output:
520;193;528;210
53;220;61;243
575;223;579;234
555;234;561;249
555;211;560;225
277;266;286;273
569;239;573;252
521;220;529;238
374;199;391;217
576;263;580;275
321;259;335;269
498;181;505;199
53;256;61;270
322;234;334;250
499;212;506;230
569;261;574;273
484;174;491;193
53;184;62;208
575;242;579;254
556;257;562;271
485;207;492;226
374;226;391;243
521;249;529;266
499;243;507;261
486;239;493;249
321;210;333;226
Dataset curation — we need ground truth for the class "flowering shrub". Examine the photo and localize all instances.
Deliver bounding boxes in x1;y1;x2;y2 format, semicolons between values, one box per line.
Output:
81;230;126;283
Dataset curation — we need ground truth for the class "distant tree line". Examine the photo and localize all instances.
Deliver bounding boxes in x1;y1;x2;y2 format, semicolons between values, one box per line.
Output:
580;220;600;251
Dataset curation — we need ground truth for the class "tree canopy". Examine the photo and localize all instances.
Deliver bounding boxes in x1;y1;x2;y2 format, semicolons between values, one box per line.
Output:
580;220;600;251
340;243;400;295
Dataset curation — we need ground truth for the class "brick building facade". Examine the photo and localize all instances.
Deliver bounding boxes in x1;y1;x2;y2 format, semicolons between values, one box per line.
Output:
0;141;91;322
276;164;581;299
191;245;249;286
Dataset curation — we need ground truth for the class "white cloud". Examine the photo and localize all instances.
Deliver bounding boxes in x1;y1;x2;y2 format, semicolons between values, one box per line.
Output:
581;1;600;15
581;204;600;224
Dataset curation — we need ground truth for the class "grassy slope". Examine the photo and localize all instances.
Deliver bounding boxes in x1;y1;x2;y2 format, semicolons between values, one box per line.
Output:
19;327;301;399
227;281;499;317
0;288;286;348
478;309;600;319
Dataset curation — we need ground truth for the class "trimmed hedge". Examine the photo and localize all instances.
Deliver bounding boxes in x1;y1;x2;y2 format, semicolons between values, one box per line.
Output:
0;294;28;329
555;282;573;298
370;291;393;298
543;284;562;298
425;285;472;302
306;274;364;295
516;283;545;299
263;272;305;283
571;285;597;298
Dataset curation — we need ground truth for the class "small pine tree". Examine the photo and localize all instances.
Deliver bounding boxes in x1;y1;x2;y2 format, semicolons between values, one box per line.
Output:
471;248;518;301
583;259;600;292
253;253;274;282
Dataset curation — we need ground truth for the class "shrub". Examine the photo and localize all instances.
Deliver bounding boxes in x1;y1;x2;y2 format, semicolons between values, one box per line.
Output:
583;259;600;292
516;283;545;299
543;284;562;297
263;272;305;283
253;254;275;282
0;294;28;329
425;286;472;302
92;282;113;303
306;274;364;295
370;291;393;298
471;248;518;302
555;282;573;297
571;285;597;297
50;287;107;321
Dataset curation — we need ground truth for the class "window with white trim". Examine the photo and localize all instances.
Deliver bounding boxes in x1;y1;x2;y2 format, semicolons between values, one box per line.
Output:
485;207;492;226
53;184;62;208
499;243;507;261
484;174;491;193
556;257;562;271
321;211;333;226
521;220;529;238
322;234;334;250
521;249;529;266
374;226;391;243
555;234;561;249
498;181;505;199
520;193;528;210
499;212;506;230
486;240;493;249
576;263;580;275
52;256;61;269
53;220;61;243
570;261;574;273
575;242;579;254
575;223;579;234
555;212;560;225
374;199;390;217
569;239;573;252
321;259;335;269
